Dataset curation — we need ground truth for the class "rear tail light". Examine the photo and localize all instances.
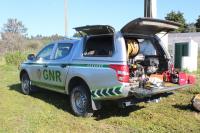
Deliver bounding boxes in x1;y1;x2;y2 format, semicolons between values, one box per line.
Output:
109;64;129;83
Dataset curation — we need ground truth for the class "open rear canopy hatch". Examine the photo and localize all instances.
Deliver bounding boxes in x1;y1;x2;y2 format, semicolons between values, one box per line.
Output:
74;25;115;36
121;17;181;35
74;18;180;36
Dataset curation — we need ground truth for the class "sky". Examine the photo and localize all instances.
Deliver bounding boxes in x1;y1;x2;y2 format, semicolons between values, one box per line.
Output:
0;0;200;37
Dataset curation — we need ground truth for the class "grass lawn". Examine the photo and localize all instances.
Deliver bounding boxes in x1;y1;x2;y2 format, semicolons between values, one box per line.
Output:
0;64;200;133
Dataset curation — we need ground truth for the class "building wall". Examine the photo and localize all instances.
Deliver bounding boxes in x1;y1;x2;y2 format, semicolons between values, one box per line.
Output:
168;32;200;54
168;33;199;71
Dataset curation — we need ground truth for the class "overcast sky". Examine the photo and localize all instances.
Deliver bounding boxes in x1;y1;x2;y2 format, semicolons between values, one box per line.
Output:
0;0;199;37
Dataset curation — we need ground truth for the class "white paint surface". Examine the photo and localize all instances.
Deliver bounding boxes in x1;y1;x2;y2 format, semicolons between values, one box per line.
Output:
181;39;198;72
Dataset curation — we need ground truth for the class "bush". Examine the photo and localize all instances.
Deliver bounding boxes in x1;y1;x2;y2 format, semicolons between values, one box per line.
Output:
5;51;27;66
25;40;42;50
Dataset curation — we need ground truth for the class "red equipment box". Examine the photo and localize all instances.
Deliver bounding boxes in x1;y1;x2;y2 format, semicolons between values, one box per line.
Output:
178;72;188;85
163;71;171;82
188;75;196;84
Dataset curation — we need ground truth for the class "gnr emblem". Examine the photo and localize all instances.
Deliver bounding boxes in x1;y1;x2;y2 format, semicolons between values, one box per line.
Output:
43;69;62;82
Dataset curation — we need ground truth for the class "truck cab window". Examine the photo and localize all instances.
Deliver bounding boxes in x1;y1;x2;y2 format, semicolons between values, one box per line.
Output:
54;43;72;59
84;35;114;57
37;44;54;60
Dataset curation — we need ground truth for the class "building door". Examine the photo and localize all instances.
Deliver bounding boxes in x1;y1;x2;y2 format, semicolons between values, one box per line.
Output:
174;43;189;69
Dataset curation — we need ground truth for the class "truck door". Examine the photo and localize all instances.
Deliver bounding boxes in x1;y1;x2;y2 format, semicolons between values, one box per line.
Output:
30;43;55;85
41;43;73;93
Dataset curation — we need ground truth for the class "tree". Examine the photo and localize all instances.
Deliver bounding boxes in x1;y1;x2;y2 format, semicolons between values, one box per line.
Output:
195;16;200;32
1;18;28;51
50;34;64;41
2;18;27;35
165;11;186;32
73;31;86;37
185;23;196;33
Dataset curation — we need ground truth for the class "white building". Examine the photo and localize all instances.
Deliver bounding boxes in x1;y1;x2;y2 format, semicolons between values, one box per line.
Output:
167;32;199;71
168;32;200;53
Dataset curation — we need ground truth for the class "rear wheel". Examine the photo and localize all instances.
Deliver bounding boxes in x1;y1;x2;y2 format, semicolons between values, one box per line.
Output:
21;73;31;95
70;85;93;117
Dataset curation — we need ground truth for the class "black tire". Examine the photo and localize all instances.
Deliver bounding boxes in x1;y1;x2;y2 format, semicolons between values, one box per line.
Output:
70;85;93;117
21;73;31;95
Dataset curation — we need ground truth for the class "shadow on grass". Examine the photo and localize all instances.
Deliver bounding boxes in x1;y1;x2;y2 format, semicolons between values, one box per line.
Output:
9;83;146;119
9;83;21;92
172;104;196;112
94;92;174;120
9;83;71;113
8;83;173;120
94;104;145;120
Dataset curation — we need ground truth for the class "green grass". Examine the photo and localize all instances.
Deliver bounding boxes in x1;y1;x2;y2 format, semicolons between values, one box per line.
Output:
0;64;200;133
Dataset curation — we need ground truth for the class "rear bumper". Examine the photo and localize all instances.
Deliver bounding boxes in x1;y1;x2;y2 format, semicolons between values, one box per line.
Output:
92;84;191;100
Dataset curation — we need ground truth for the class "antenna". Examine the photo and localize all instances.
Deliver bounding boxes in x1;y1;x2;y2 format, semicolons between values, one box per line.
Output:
64;0;68;37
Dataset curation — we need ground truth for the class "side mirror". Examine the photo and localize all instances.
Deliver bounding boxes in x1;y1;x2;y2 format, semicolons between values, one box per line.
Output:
27;54;36;61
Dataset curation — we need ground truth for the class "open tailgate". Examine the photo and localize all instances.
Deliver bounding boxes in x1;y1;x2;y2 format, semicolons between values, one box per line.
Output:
121;17;181;35
130;84;191;98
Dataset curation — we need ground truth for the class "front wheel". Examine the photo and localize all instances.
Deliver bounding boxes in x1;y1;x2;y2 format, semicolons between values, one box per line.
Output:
70;85;93;117
21;73;31;95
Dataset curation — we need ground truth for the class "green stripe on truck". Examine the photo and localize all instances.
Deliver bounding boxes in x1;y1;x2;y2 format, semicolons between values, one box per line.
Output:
24;63;109;68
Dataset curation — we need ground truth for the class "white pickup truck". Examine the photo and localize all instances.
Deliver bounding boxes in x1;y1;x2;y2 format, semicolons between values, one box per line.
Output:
20;18;192;117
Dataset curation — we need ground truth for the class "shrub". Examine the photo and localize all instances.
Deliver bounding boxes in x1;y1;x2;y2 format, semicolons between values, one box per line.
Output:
5;51;27;66
25;40;42;50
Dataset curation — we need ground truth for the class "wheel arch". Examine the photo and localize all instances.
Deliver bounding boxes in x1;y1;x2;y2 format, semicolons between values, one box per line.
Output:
20;69;29;81
67;76;91;95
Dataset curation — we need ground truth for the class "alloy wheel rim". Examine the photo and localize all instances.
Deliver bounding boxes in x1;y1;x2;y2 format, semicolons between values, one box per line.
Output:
74;91;87;113
22;77;30;94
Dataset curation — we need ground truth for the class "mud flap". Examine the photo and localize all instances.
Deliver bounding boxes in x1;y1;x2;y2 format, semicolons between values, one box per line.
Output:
91;98;102;110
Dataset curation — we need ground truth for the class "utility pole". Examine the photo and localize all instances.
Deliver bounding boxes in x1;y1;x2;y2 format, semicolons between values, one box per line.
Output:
64;0;68;37
144;0;157;18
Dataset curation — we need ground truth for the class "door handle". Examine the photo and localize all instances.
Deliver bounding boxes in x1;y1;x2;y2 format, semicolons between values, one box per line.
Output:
60;64;67;68
43;64;48;68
